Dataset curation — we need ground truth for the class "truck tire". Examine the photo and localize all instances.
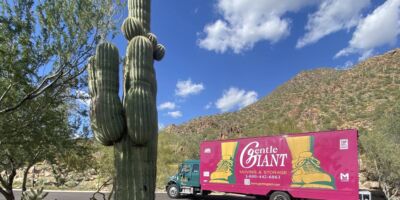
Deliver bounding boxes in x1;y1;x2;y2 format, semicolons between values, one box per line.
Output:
255;196;267;200
167;184;180;199
269;191;291;200
201;190;211;196
255;195;266;200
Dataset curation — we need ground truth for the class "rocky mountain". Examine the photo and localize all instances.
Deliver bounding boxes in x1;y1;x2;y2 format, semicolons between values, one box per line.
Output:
163;48;400;138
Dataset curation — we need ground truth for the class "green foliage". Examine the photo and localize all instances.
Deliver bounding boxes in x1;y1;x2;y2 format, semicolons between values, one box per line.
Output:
93;144;115;181
0;0;123;113
0;0;123;199
360;103;400;199
21;187;48;200
50;139;96;187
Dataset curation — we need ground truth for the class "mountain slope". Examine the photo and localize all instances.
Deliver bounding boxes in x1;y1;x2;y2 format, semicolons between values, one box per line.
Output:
156;49;400;192
163;48;400;138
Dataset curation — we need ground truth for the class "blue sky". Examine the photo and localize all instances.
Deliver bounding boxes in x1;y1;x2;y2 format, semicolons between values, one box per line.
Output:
109;0;400;129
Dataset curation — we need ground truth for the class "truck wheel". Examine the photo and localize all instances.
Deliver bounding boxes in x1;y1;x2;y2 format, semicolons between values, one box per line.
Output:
269;191;291;200
201;190;211;196
255;195;266;200
167;184;180;199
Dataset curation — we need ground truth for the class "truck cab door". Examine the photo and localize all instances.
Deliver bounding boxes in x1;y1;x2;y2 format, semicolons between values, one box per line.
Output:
180;164;191;186
189;163;200;188
180;163;200;188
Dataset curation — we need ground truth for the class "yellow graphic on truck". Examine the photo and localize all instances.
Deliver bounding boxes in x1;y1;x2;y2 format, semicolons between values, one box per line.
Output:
210;142;238;184
286;136;336;189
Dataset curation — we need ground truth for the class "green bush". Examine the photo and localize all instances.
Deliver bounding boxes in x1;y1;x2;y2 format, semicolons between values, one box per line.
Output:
360;103;400;199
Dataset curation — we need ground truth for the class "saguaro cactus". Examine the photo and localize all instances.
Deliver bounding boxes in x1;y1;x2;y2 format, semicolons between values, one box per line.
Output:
88;0;165;199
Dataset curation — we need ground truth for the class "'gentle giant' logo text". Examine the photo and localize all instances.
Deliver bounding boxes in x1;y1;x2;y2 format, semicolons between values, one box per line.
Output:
239;141;288;169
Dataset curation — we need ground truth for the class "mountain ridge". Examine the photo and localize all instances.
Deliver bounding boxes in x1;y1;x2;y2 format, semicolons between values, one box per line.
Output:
162;48;400;138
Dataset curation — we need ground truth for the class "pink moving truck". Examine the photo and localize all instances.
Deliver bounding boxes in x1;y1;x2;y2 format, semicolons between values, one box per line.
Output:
166;129;359;200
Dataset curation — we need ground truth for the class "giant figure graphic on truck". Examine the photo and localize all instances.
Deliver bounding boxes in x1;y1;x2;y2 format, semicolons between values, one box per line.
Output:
166;130;359;200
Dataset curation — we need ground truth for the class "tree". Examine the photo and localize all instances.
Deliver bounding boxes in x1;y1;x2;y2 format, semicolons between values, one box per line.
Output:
0;92;81;200
0;0;122;114
360;103;400;200
0;0;122;199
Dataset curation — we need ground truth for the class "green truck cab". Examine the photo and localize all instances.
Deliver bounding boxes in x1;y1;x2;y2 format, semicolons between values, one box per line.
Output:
166;160;202;198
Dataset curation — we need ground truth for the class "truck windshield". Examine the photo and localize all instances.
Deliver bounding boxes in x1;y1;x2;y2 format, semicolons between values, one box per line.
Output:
181;164;190;173
178;164;182;173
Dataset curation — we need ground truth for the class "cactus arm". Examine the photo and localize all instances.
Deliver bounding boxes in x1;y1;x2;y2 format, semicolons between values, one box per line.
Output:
146;33;158;47
124;36;156;146
89;43;125;146
154;44;165;61
87;57;97;98
121;17;145;41
88;56;100;138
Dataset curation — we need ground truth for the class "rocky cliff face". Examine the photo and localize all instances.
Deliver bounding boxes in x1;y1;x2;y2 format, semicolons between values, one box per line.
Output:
11;161;109;191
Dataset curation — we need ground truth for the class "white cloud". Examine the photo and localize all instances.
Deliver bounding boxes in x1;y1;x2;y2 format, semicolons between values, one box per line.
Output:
336;0;400;59
158;123;165;130
204;102;213;110
198;0;316;53
76;90;90;107
167;111;183;118
175;79;205;97
297;0;370;48
158;101;176;110
215;87;258;112
335;60;354;70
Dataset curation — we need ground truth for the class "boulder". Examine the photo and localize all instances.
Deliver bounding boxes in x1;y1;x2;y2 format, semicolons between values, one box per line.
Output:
362;181;380;189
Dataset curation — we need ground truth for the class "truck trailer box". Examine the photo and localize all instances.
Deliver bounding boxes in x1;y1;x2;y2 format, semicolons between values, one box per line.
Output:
200;129;358;200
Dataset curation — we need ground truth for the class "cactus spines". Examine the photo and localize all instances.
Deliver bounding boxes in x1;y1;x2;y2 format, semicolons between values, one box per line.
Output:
154;44;166;61
89;43;125;146
121;17;145;41
146;32;158;48
89;0;165;199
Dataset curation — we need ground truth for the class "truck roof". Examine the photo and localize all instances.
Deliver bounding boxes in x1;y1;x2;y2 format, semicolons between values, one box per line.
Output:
200;129;357;143
183;159;199;163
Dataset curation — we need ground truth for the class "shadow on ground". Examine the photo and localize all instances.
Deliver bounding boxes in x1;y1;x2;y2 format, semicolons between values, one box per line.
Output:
176;194;255;200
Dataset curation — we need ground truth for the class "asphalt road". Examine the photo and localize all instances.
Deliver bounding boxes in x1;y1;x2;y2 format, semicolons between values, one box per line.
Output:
0;191;256;200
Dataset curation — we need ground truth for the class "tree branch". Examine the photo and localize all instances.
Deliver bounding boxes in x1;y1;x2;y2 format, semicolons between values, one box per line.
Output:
0;186;8;199
5;153;16;190
0;175;9;191
0;11;102;115
90;177;113;200
0;46;92;115
108;181;114;200
0;84;13;104
0;67;64;114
